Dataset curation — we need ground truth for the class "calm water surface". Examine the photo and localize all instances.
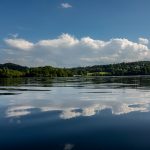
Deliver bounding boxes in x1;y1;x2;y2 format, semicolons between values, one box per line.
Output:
1;76;150;150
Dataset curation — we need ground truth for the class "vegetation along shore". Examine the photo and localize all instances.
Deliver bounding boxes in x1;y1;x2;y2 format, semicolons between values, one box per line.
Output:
1;61;150;78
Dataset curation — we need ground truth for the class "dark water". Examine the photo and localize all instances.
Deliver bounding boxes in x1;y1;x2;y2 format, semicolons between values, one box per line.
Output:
1;76;150;150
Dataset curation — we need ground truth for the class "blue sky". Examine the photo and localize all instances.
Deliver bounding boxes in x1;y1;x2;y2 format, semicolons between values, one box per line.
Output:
1;0;150;66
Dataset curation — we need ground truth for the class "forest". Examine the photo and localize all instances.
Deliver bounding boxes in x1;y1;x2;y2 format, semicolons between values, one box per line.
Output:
1;61;150;77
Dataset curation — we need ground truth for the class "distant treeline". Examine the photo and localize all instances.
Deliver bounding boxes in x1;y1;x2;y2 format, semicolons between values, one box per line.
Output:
1;61;150;77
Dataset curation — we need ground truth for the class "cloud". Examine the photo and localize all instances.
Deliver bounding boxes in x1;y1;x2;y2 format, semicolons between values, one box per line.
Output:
4;38;34;50
3;33;150;67
37;34;78;48
139;37;149;45
61;3;72;8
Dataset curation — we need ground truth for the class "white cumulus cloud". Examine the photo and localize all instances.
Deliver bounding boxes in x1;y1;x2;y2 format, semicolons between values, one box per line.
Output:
61;3;72;9
2;33;150;67
139;37;149;45
37;33;78;48
4;38;34;50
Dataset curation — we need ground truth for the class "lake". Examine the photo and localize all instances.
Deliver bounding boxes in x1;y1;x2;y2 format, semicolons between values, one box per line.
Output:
1;76;150;150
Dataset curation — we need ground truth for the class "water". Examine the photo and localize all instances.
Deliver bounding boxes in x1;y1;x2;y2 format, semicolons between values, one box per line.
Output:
1;76;150;150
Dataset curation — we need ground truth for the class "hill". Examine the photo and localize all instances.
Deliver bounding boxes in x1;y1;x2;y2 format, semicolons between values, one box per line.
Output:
72;61;150;76
0;61;150;77
0;63;28;71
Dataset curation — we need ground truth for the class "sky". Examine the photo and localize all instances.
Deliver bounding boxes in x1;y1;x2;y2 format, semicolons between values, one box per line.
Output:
1;0;150;67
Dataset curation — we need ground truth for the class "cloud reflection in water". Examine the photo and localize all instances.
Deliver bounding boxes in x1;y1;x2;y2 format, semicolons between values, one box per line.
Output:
6;106;34;118
3;80;150;120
